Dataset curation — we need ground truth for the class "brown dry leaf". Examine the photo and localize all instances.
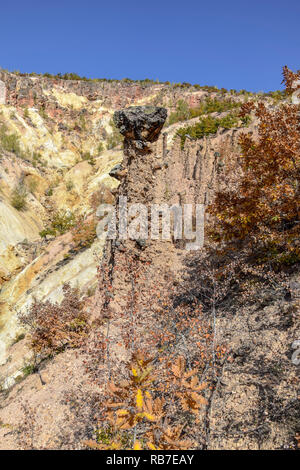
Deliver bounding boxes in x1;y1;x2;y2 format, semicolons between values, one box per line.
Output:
105;401;126;409
184;368;198;379
171;356;185;378
195;382;207;392
107;382;120;394
83;439;102;450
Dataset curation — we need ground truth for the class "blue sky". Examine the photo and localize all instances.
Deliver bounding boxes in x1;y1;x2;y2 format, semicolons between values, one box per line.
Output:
1;0;299;92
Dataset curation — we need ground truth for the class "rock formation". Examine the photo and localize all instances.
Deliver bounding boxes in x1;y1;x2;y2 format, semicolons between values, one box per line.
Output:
92;106;171;327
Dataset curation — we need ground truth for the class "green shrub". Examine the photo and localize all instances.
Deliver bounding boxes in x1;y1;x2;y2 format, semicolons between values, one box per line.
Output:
168;100;190;125
79;114;87;131
39;227;56;238
50;209;76;234
81;151;96;166
22;364;35;378
28;180;38;194
31;152;43;167
190;97;241;117
107;119;123;149
45;185;54;197
168;98;241;126
241;114;252;126
39;107;48;120
11;70;163;85
176;113;239;148
0;125;22;156
66;180;74;191
97;142;104;153
40;210;76;238
12;333;25;345
32;152;42;162
267;90;286;104
10;184;28;211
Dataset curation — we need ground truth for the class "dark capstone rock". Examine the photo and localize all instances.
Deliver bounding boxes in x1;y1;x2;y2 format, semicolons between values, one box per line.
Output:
113;106;167;146
109;163;123;176
109;163;127;180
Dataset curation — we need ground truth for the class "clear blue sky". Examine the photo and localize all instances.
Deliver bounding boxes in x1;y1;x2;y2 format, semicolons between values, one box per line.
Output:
1;0;299;92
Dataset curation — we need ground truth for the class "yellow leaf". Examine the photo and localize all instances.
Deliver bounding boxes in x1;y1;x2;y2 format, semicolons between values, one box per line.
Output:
116;409;129;416
143;412;156;422
136;389;143;411
132;368;138;377
148;442;157;450
133;441;142;450
111;442;122;450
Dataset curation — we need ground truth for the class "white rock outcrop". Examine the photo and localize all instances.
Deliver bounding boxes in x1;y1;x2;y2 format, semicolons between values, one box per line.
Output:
0;80;6;104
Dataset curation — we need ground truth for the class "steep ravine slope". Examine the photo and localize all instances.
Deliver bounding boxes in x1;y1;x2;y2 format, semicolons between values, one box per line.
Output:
0;71;254;369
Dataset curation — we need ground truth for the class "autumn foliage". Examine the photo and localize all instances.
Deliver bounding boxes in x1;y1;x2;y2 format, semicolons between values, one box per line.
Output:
208;66;300;266
21;285;89;357
85;352;207;450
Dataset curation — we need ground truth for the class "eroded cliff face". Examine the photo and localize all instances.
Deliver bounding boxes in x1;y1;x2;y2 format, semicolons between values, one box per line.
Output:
0;71;240;369
95;106;231;324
